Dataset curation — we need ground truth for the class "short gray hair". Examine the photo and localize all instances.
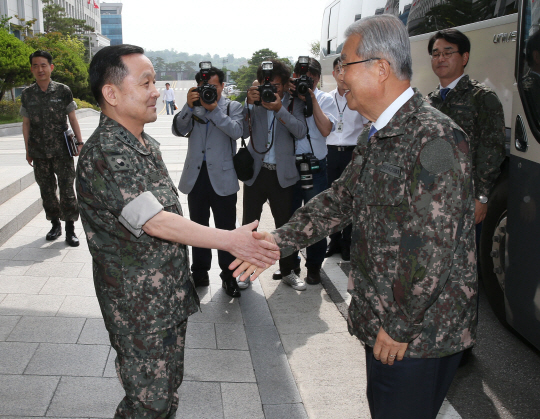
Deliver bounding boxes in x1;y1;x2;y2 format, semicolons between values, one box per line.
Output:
344;15;412;81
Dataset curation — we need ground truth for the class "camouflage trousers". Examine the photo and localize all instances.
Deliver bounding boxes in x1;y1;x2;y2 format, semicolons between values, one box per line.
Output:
33;157;79;222
110;320;188;419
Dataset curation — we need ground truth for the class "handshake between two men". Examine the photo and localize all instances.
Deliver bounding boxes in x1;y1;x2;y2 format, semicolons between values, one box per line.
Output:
229;230;278;281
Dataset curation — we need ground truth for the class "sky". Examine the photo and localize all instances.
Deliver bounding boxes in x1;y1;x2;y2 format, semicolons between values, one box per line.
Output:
120;0;332;59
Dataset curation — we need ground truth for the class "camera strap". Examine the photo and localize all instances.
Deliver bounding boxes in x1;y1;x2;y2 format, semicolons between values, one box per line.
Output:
247;96;274;155
289;94;315;156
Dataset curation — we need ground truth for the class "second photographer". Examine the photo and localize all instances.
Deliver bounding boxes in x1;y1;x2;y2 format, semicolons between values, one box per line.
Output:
285;57;338;286
172;63;244;297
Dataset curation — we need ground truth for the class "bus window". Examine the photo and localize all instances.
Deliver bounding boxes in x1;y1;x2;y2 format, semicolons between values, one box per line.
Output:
518;0;540;142
327;2;340;55
407;0;505;36
382;0;413;26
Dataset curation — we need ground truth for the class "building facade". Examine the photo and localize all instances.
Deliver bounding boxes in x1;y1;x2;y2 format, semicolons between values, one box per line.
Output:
51;0;101;33
0;0;44;38
100;2;121;45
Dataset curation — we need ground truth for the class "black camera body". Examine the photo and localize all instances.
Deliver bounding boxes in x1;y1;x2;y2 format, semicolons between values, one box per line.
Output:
255;61;277;106
292;56;314;98
295;153;320;190
194;61;218;106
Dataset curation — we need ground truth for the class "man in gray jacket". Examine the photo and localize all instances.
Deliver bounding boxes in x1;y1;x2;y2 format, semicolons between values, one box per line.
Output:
172;66;244;297
242;59;308;291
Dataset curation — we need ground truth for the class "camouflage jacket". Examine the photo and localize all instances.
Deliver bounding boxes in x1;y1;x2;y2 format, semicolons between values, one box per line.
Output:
76;114;199;335
20;81;77;159
426;75;506;199
273;91;477;358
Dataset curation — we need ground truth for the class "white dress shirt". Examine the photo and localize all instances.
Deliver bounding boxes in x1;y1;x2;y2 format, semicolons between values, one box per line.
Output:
163;88;175;102
372;87;414;132
326;88;369;146
295;88;338;159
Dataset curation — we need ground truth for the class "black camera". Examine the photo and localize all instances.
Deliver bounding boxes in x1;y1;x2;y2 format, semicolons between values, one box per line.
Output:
295;153;320;190
255;61;277;106
194;61;218;106
292;56;314;98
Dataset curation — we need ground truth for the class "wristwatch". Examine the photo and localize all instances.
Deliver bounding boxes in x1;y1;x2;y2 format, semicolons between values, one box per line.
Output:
76;142;84;146
478;195;488;204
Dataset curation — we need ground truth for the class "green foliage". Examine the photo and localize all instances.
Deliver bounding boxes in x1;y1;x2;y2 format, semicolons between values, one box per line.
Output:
74;97;99;111
0;29;34;101
42;0;94;36
25;32;91;101
230;48;290;103
310;41;320;58
0;15;10;30
0;99;21;116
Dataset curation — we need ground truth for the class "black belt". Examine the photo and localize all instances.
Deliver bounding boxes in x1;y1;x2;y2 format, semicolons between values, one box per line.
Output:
328;145;355;151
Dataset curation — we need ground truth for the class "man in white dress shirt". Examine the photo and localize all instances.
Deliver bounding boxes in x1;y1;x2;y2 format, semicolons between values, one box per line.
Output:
162;82;176;115
325;57;369;261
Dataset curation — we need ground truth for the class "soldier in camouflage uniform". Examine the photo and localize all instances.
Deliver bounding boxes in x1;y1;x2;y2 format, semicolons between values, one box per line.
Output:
20;50;84;247
78;45;279;418
426;29;506;225
233;15;477;419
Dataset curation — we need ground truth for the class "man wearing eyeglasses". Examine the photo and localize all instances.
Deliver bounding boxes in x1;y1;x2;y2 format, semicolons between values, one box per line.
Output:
231;15;477;418
426;29;506;227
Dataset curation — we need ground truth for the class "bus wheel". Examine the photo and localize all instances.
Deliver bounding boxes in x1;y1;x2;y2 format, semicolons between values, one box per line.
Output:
479;178;509;325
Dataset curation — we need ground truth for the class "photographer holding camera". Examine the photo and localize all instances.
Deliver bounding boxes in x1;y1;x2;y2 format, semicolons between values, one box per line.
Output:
172;63;244;297
283;57;338;286
242;59;308;291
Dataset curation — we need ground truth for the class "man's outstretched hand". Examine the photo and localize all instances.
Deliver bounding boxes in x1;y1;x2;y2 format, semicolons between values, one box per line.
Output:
229;230;278;281
226;222;279;270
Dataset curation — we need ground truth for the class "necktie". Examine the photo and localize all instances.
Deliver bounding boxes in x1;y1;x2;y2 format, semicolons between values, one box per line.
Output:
368;125;378;140
440;87;450;101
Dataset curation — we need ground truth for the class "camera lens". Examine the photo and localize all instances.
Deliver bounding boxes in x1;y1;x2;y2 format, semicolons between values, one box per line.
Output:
297;82;309;96
299;162;313;190
261;88;276;103
200;85;217;104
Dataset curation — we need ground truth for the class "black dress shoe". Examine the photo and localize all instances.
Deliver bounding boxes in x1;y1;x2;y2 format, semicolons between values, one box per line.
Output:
341;246;350;261
325;241;341;258
272;266;301;280
192;271;210;287
46;219;62;241
65;221;79;247
305;268;321;285
222;276;241;298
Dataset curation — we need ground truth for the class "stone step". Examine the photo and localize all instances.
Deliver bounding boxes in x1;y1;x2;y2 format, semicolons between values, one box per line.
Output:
0;166;36;206
0;182;42;246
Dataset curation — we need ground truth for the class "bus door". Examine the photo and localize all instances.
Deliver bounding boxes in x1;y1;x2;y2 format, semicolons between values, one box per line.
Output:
504;0;540;349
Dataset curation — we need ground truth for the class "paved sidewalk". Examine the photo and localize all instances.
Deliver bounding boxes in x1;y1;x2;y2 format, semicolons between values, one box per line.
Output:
0;112;460;418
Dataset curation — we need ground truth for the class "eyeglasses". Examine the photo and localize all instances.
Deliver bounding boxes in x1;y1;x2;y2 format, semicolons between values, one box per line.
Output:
338;58;381;73
430;50;460;60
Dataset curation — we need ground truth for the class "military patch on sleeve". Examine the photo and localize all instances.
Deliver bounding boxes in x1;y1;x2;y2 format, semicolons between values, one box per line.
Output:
419;138;455;174
453;128;469;155
106;155;132;172
354;155;364;165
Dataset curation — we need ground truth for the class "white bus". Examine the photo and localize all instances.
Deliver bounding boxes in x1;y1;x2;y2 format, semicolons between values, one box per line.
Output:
320;0;540;351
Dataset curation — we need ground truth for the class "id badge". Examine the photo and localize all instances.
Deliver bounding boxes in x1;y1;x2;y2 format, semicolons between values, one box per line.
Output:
336;121;344;133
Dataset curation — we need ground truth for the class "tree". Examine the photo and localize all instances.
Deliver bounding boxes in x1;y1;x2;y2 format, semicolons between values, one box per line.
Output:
25;32;90;101
0;29;34;101
310;41;321;58
231;48;285;102
153;57;166;71
42;0;94;36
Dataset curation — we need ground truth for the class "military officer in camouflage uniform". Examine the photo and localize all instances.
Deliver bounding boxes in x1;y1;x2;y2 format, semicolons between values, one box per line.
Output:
78;45;279;418
426;29;506;225
233;15;477;419
20;50;84;246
